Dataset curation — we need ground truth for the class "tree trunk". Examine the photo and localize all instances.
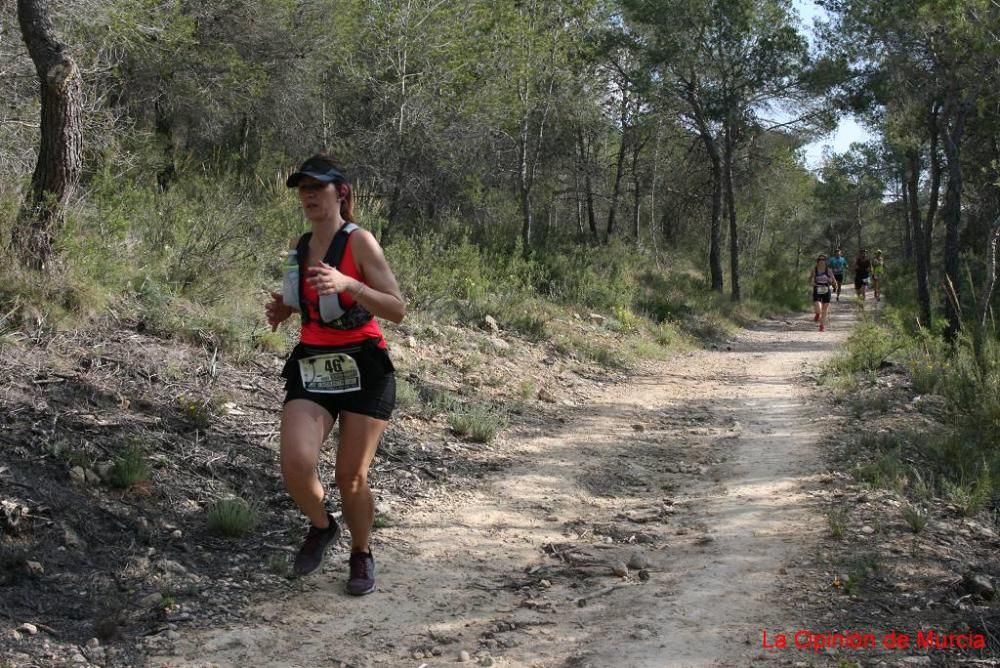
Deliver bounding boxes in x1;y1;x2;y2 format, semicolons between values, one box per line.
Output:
11;0;83;271
940;96;971;339
900;167;912;259
724;120;740;302
690;100;724;292
605;131;628;240
976;217;1000;346
631;140;642;244
576;128;598;242
906;151;932;326
518;118;532;253
705;143;724;292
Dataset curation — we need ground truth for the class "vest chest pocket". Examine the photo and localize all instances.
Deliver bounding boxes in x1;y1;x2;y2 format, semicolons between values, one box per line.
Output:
297;353;362;393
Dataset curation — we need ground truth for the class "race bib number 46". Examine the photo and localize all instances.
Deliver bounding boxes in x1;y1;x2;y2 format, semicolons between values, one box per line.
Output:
298;353;361;393
815;285;830;295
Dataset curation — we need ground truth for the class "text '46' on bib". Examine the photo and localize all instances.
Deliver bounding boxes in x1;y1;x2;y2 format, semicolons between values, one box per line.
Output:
298;353;361;394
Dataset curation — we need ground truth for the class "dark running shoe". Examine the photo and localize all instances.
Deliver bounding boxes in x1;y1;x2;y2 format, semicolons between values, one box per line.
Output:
346;551;376;596
293;514;341;576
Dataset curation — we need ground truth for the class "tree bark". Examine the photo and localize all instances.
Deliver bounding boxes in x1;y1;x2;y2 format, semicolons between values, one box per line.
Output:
689;96;724;292
705;140;724;292
940;95;971;339
724;119;740;302
906;150;932;326
11;0;83;271
576;128;598;242
631;136;643;244
900;166;912;260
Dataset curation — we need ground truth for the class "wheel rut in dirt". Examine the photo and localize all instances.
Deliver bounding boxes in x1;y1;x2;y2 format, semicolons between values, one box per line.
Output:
155;309;853;668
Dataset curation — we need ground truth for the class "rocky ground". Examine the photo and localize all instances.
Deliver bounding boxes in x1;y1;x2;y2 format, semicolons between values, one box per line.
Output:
0;303;996;667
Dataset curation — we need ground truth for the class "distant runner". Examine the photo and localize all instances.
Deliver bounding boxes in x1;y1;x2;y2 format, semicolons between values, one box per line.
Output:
827;248;847;301
853;249;872;305
810;254;838;332
266;154;406;595
871;249;885;302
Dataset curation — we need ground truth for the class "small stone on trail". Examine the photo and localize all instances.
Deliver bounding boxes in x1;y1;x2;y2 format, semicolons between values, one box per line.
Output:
588;313;605;324
484;316;500;333
406;336;418;348
537;388;556;403
611;561;628;577
95;462;114;481
632;424;645;432
139;592;164;609
70;466;86;483
459;650;471;662
489;336;510;351
86;638;100;649
84;468;101;485
25;560;44;576
479;656;496;667
628;552;649;570
7;629;22;642
17;623;37;636
962;572;995;598
638;569;651;581
860;525;875;535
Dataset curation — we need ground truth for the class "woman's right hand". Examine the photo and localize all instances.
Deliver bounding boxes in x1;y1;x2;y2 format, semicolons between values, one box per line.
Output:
266;291;295;331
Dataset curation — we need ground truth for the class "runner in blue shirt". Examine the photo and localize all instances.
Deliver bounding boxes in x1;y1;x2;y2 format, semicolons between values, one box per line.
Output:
828;248;848;302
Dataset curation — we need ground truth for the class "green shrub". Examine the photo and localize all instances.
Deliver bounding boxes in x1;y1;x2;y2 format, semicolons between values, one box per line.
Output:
828;508;848;539
747;266;810;312
942;470;993;517
518;380;536;400
448;405;505;443
833;320;899;375
421;388;461;416
395;378;420;410
253;329;287;354
177;395;213;429
901;504;928;534
608;305;640;334
109;445;152;489
206;498;259;537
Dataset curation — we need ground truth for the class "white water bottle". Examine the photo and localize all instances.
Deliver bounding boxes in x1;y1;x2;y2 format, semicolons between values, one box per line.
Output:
281;249;300;310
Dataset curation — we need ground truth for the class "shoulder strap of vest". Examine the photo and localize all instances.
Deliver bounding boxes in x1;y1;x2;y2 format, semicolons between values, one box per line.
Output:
323;223;359;269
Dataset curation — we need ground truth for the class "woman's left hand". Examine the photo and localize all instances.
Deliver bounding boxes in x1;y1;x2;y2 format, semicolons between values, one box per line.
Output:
306;262;353;296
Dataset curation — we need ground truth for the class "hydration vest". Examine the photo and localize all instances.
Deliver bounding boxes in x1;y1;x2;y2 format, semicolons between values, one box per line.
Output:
294;223;374;330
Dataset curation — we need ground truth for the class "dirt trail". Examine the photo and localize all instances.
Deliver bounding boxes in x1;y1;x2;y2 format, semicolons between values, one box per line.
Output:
155;307;854;668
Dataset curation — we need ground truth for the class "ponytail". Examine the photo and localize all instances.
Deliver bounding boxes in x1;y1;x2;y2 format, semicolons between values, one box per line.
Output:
338;183;354;222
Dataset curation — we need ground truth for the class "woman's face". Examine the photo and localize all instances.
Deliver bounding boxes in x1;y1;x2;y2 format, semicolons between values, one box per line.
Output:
297;177;340;222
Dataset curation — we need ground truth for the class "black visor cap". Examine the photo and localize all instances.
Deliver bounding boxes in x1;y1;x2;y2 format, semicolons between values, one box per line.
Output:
286;158;347;188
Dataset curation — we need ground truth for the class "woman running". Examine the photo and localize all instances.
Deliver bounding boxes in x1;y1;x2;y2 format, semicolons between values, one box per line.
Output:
265;154;405;594
810;254;838;332
853;249;872;304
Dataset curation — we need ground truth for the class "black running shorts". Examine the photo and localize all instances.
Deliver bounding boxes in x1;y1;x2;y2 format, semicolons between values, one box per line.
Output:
813;288;832;304
282;339;396;420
